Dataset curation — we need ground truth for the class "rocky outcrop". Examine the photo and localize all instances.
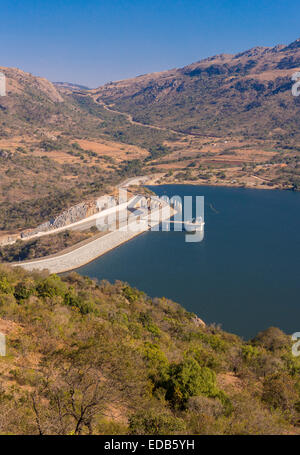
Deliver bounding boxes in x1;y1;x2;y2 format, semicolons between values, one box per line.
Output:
191;316;206;328
21;200;100;239
20;194;121;239
50;201;98;228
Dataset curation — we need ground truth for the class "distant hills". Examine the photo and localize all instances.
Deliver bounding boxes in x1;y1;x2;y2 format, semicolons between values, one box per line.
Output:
92;38;300;142
1;38;300;142
0;65;173;146
54;81;91;91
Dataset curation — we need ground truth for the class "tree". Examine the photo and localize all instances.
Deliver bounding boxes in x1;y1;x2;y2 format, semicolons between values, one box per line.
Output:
30;339;146;434
164;358;219;408
262;373;299;416
252;327;289;352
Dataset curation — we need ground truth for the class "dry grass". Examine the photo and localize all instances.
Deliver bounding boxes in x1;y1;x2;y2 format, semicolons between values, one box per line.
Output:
76;138;148;161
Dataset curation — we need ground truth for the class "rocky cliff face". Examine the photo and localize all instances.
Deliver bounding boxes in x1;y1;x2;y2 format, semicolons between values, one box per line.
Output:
21;200;99;239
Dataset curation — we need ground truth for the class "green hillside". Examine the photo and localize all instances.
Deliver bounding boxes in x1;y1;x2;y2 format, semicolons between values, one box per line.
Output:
0;265;299;435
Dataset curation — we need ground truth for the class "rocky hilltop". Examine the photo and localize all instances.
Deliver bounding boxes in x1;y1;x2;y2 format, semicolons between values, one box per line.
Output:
91;38;300;140
0;66;63;103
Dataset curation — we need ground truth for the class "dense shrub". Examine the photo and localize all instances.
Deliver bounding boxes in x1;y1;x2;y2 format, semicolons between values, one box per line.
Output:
164;358;219;408
0;264;298;434
129;409;186;435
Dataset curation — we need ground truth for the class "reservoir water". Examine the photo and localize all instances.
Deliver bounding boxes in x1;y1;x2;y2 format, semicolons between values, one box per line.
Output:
77;185;300;339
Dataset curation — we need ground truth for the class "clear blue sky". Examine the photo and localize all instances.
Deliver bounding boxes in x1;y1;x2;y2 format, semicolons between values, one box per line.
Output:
1;0;299;87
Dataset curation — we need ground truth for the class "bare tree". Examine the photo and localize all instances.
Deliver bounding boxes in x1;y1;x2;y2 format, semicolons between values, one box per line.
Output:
30;343;146;435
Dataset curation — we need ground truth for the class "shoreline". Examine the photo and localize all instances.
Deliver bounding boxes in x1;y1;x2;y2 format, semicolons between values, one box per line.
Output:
13;228;148;274
11;205;175;274
147;175;291;192
4;180;295;274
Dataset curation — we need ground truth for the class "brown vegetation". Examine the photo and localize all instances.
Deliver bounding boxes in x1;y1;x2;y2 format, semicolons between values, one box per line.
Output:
0;266;299;434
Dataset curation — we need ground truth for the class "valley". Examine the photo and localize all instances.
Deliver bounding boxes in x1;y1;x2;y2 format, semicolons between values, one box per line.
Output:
1;38;300;266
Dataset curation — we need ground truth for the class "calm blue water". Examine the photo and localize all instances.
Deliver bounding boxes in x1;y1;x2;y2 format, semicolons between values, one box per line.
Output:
77;185;300;339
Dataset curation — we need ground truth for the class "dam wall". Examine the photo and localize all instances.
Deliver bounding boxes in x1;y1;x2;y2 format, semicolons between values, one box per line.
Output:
12;205;173;274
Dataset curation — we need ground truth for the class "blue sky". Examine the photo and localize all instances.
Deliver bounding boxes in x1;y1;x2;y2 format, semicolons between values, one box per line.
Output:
1;0;299;87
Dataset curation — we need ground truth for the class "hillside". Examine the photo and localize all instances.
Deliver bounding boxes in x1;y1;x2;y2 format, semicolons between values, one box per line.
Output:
1;38;300;237
87;38;300;192
0;66;173;146
0;67;174;234
0;264;300;435
92;39;300;141
0;266;300;434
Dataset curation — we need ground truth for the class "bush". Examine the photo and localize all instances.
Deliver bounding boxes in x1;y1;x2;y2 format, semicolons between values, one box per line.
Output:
123;286;144;303
36;275;67;299
143;342;169;385
187;395;224;418
262;373;299;415
0;276;14;294
129;409;186;435
64;291;97;314
252;327;289;352
14;279;36;302
164;357;219;408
